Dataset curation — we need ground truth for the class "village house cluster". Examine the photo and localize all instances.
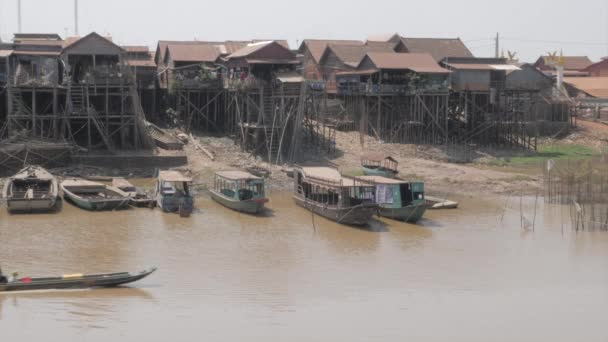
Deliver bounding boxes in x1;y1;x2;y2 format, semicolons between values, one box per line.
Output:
0;32;605;171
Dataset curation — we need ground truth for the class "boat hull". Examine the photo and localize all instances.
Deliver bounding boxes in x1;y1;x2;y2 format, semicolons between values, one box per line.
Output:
6;198;57;213
425;196;459;210
210;191;267;214
361;166;398;178
0;268;157;292
294;195;378;226
378;204;427;223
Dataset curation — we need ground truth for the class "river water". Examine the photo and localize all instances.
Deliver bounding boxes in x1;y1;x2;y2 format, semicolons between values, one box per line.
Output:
1;191;607;341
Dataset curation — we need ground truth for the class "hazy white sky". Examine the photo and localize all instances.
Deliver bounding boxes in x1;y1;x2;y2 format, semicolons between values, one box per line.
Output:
0;0;607;62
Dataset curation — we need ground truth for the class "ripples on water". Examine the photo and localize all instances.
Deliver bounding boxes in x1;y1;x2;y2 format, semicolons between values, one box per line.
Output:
1;192;607;341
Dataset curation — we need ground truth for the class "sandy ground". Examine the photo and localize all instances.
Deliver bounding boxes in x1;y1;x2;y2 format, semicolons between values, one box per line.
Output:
175;130;543;197
3;119;606;198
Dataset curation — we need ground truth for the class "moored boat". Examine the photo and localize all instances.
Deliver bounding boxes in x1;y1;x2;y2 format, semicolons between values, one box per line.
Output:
2;166;59;213
155;171;194;217
210;171;268;214
61;179;131;211
360;176;427;223
426;196;459;210
293;166;378;226
361;152;399;178
112;178;155;208
0;268;157;292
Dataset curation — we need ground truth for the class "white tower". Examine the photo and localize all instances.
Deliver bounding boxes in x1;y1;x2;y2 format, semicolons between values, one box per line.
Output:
17;0;22;33
74;0;79;36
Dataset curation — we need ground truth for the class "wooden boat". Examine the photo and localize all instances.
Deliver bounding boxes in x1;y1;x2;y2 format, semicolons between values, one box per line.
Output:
245;166;271;179
360;176;427;223
361;152;399;178
2;166;59;213
145;122;184;150
112;178;155;208
155;171;194;217
0;268;156;292
61;179;131;211
210;171;269;214
426;196;459;210
293;166;378;226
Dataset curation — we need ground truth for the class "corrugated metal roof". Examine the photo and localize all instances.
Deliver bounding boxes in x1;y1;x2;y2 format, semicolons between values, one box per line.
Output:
228;41;274;59
14;39;64;47
400;37;474;62
542;56;593;71
366;33;400;42
326;43;394;67
300;39;364;63
63;33;115;49
166;44;221;63
445;63;495;71
12;50;60;56
14;33;62;40
123;46;149;53
564;77;608;98
365;52;450;73
159;171;192;183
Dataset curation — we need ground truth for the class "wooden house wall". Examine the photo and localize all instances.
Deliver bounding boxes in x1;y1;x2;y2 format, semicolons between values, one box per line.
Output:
451;70;491;91
506;65;553;93
301;48;322;80
320;49;353;92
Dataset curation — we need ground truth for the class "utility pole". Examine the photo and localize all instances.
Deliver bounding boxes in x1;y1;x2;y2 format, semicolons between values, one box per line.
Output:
17;0;22;33
74;0;79;36
495;32;500;58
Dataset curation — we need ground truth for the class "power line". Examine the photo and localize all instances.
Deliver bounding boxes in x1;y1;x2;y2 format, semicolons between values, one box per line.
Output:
502;37;606;46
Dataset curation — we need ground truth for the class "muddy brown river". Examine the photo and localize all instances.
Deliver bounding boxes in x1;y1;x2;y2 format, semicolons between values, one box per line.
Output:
1;191;607;341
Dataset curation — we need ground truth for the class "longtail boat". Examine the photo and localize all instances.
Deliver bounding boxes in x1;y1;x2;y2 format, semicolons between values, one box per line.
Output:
2;166;59;213
360;176;427;223
211;171;268;214
0;268;157;292
293;166;378;226
361;152;399;177
155;171;194;217
61;179;131;211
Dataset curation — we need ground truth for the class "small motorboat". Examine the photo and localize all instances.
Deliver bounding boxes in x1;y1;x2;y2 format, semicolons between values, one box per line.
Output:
61;179;131;211
2;166;59;213
0;268;157;292
359;176;427;223
425;196;459;210
155;171;194;217
210;171;269;214
361;152;399;178
112;178;155;208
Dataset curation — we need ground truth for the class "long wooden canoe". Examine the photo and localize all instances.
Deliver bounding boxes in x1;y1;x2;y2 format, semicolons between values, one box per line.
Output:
0;268;157;292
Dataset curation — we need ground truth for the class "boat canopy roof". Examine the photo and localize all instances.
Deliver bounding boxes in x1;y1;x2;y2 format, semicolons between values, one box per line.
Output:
299;167;374;188
158;171;192;183
361;152;397;163
216;171;263;181
358;176;407;185
11;166;54;181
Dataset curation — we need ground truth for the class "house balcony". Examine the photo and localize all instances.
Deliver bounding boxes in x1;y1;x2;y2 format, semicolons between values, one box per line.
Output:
337;82;448;96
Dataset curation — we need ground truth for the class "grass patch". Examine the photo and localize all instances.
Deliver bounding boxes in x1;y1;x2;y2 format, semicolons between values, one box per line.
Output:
488;145;599;168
